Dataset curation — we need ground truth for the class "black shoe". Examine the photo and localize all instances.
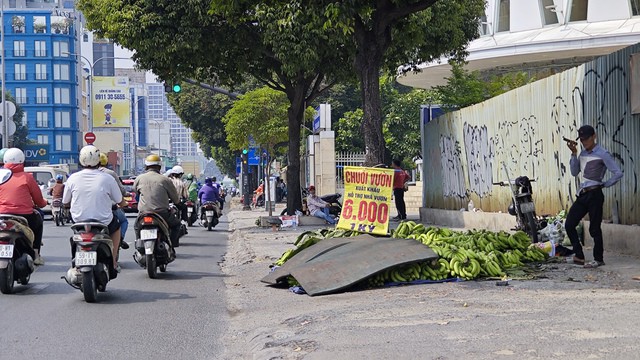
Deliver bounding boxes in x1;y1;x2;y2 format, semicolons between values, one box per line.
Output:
120;241;130;250
391;216;401;221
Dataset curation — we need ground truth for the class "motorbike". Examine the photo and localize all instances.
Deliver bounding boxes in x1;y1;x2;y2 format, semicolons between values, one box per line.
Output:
0;214;36;294
185;200;198;227
492;163;545;243
52;199;71;226
64;221;118;303
320;193;342;217
133;211;175;279
200;201;220;231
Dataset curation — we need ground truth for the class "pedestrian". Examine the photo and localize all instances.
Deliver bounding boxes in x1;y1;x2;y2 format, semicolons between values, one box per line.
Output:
391;159;409;221
565;125;623;268
306;185;336;225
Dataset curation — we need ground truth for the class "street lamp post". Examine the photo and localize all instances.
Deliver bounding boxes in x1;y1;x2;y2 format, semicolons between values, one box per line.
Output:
64;53;132;133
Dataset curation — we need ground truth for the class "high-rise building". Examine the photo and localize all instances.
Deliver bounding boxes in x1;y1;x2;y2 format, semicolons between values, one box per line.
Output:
2;2;81;165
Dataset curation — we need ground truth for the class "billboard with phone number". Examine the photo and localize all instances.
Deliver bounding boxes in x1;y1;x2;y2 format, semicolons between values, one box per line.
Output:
92;76;130;128
337;166;395;235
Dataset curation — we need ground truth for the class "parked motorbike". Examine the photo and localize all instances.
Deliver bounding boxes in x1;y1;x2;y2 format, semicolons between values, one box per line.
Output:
185;200;198;227
320;193;342;217
133;212;175;279
200;201;220;231
0;214;36;294
492;163;545;243
64;222;117;303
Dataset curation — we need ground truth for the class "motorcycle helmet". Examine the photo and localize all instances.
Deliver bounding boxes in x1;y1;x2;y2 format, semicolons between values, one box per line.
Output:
185;173;193;180
3;148;25;164
56;174;64;182
172;165;184;175
507;203;517;216
99;152;108;166
144;154;162;167
0;148;8;163
205;177;212;185
79;145;101;167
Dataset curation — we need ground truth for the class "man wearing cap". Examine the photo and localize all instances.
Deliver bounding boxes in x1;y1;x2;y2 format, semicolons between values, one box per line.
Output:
565;125;623;268
306;185;336;225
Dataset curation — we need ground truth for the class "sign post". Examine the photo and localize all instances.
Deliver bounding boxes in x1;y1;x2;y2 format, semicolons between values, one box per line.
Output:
84;132;96;145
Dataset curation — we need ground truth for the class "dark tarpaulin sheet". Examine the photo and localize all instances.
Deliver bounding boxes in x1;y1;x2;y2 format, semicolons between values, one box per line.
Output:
264;235;437;296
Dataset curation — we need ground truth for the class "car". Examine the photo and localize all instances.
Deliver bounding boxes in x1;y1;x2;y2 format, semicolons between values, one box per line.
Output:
121;179;138;213
24;166;68;217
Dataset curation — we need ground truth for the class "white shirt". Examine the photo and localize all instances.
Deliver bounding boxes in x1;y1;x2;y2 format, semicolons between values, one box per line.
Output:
62;168;123;225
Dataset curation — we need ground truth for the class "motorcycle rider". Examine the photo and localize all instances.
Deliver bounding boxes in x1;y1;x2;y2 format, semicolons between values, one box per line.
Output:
134;154;182;248
63;146;126;270
98;153;130;250
184;173;198;204
198;177;222;215
169;165;189;220
0;148;48;265
48;174;65;200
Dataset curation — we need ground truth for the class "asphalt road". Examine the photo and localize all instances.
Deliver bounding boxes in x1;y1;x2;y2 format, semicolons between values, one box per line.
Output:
0;212;228;360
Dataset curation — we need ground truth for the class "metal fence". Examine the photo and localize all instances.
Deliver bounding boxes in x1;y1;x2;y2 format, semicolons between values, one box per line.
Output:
335;152;365;189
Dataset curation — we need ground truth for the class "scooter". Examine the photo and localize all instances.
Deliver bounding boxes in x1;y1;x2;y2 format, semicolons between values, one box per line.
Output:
492;163;544;243
64;222;117;303
52;199;70;226
133;212;175;279
320;193;342;217
185;200;198;227
200;201;220;231
0;214;36;294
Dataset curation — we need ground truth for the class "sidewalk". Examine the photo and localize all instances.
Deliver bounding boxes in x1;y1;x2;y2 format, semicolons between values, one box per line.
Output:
221;199;640;360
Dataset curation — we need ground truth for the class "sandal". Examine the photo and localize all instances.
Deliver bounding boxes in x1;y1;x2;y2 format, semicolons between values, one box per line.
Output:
584;260;605;268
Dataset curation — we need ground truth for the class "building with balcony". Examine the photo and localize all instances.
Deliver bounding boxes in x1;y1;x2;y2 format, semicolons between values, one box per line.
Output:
3;2;80;165
398;0;640;88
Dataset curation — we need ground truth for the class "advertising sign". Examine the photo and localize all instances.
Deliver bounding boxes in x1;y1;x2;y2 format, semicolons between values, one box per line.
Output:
23;144;51;162
92;76;130;128
336;166;395;235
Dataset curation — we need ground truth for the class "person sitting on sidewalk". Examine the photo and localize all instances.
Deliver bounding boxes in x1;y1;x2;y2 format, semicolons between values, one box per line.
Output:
306;185;336;225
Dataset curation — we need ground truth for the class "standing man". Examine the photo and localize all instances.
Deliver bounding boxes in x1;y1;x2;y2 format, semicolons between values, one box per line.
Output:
565;125;623;268
391;159;409;221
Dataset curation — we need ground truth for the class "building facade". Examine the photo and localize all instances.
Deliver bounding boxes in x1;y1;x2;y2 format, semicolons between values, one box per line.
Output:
3;4;80;165
398;0;640;88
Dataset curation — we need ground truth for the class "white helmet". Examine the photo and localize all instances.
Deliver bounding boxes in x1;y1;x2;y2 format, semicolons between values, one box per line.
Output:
79;145;101;167
172;165;184;175
3;148;25;164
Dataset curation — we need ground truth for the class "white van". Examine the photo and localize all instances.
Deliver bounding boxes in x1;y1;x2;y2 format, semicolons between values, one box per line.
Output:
24;166;69;215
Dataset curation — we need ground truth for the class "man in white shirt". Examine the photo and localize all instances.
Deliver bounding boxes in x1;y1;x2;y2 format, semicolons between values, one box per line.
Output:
306;185;336;225
63;146;127;269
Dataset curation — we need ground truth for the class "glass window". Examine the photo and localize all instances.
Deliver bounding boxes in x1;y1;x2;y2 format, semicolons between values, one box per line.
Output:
36;88;48;104
55;135;72;151
36;112;48;128
632;0;640;16
37;135;49;145
15;88;27;104
55;111;71;128
36;64;47;80
569;0;588;21
541;0;559;25
479;15;491;36
53;64;69;80
12;16;25;33
14;64;26;80
33;16;46;34
54;88;70;104
21;112;27;126
13;41;25;56
497;0;510;32
53;41;69;57
35;41;46;56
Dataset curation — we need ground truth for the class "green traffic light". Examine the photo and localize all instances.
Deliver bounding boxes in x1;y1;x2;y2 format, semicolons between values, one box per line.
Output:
242;149;248;155
172;84;181;92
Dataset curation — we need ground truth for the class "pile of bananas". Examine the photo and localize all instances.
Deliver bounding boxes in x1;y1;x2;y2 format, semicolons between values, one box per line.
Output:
274;228;359;266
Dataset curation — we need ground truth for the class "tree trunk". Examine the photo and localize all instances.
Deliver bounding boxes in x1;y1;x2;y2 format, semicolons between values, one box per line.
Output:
285;91;305;215
354;29;387;167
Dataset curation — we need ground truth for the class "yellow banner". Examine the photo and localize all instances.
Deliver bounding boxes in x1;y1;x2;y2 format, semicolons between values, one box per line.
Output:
337;166;395;235
92;76;130;128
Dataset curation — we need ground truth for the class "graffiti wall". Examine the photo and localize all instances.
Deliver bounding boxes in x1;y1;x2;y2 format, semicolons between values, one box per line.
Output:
422;44;640;225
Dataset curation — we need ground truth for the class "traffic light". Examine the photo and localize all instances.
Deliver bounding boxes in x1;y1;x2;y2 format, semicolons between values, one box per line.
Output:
164;81;181;93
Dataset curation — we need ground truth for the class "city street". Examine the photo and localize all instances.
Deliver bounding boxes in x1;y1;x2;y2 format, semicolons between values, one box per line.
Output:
0;213;228;359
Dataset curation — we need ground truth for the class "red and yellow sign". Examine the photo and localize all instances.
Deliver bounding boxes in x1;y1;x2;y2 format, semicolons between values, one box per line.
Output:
337;166;395;235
